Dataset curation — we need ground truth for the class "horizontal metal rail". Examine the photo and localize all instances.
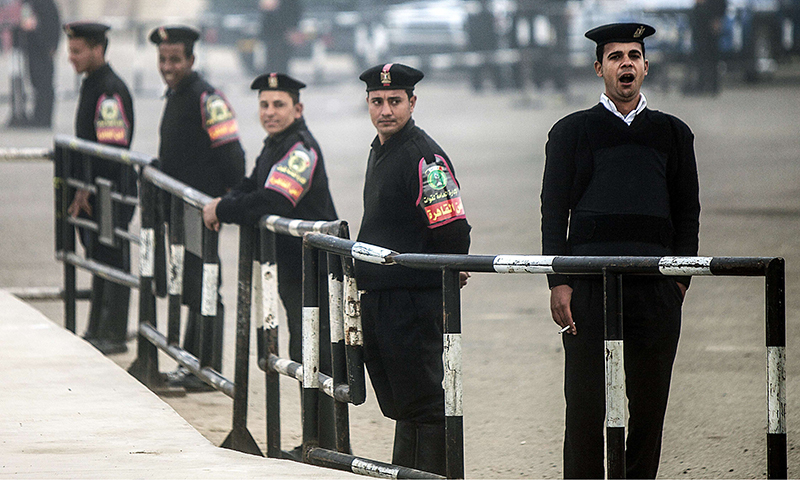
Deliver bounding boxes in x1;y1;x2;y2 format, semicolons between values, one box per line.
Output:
140;166;212;209
5;286;91;301
260;215;345;238
303;233;777;277
259;353;351;404
0;147;53;162
57;251;139;288
138;323;234;398
54;134;156;167
307;447;445;479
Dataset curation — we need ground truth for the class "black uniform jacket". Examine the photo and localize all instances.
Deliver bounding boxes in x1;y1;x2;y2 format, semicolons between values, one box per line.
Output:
158;71;245;198
541;103;700;288
355;119;471;291
216;117;338;280
74;63;136;222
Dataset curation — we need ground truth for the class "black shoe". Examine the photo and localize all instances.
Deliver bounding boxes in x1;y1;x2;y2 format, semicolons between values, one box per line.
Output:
166;371;214;393
87;338;128;355
282;445;304;462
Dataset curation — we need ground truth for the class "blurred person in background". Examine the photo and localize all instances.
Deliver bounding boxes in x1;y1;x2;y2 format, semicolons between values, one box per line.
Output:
65;22;136;355
7;0;59;128
684;0;727;95
150;25;246;392
259;0;302;74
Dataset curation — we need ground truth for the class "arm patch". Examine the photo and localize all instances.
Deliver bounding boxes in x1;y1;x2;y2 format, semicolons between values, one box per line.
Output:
264;141;318;206
417;154;466;228
201;91;240;148
94;93;131;146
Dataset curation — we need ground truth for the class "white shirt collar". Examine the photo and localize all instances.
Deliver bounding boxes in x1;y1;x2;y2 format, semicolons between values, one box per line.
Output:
600;92;647;126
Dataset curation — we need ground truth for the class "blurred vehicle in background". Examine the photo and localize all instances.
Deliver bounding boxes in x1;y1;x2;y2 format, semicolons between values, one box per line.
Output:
199;0;365;75
196;0;798;86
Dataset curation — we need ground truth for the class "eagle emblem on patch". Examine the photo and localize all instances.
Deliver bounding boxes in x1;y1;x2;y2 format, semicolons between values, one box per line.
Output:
265;141;318;206
201;91;240;147
94;94;130;146
417;155;466;228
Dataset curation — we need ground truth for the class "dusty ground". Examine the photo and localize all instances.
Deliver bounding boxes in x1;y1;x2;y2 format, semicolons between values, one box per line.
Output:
1;42;800;478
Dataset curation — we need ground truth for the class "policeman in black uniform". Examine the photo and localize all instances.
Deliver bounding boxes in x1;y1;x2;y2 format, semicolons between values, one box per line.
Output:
355;63;471;476
64;22;136;355
203;72;338;453
150;25;246;390
540;24;701;478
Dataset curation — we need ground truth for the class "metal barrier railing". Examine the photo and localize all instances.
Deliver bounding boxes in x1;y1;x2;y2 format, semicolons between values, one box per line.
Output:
52;135;154;332
302;232;787;480
243;216;365;459
125;164;266;454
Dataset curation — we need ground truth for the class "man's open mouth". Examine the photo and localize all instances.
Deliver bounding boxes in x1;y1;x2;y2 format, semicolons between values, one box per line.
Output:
619;73;635;84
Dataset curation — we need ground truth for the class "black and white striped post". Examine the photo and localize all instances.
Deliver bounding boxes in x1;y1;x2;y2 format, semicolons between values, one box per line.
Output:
128;177;161;387
258;227;282;458
167;195;184;346
603;269;625;479
442;268;465;479
327;248;352;453
199;223;220;371
302;241;321;460
220;224;263;456
766;258;786;479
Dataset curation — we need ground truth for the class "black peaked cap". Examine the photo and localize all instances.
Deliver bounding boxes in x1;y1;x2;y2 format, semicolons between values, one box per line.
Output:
63;22;110;42
251;73;306;93
359;63;424;91
149;25;200;45
585;23;656;47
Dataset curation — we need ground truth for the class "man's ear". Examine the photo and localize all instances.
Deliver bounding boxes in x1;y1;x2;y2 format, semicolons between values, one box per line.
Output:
409;95;417;112
294;102;304;119
594;61;603;77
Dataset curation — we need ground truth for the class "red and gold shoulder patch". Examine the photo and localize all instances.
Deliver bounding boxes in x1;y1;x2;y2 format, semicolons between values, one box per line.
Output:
94;93;130;146
417;154;466;228
201;91;240;148
264;141;318;206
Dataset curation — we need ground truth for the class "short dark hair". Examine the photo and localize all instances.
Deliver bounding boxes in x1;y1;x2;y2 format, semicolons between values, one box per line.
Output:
596;42;646;64
163;40;194;59
82;36;109;55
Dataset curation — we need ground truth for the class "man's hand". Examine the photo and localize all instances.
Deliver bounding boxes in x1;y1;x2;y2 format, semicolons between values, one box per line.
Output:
677;282;687;298
459;271;470;288
67;189;92;218
202;197;222;231
550;284;576;335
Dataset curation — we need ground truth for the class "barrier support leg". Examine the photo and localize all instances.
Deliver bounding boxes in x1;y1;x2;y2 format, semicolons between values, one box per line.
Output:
128;180;181;395
221;225;263;456
766;258;787;479
328;252;352;454
302;241;320;461
442;268;464;480
604;269;625;478
260;229;282;458
167;195;184;346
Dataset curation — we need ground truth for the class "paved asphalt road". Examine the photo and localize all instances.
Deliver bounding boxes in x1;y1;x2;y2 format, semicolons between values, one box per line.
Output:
1;42;799;478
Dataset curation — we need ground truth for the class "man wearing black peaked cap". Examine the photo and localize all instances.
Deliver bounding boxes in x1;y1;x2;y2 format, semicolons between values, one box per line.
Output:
150;25;245;392
540;23;700;478
354;63;472;476
64;22;136;355
202;73;338;455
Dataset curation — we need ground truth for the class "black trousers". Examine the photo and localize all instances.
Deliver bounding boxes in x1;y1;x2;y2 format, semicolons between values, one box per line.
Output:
562;277;683;479
361;288;445;423
25;46;54;126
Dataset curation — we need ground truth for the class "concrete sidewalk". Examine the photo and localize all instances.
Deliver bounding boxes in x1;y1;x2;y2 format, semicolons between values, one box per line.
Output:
0;289;356;479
